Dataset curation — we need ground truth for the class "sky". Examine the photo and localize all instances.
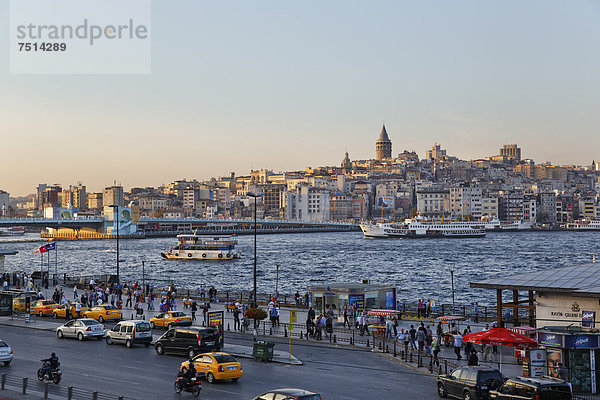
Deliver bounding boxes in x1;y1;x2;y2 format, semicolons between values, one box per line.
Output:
1;0;599;196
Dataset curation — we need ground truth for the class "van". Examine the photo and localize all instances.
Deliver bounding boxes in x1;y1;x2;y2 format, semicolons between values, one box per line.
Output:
154;327;220;359
104;320;152;348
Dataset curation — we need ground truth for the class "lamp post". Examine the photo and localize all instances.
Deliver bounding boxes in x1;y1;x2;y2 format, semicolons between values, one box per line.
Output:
247;192;263;308
109;205;120;284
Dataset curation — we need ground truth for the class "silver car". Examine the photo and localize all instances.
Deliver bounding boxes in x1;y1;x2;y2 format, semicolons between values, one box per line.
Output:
56;318;107;341
0;340;13;366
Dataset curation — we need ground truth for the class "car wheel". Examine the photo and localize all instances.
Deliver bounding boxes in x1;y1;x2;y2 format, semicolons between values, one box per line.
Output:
105;336;113;345
99;316;104;323
57;330;64;339
126;340;132;348
232;378;239;382
206;372;215;384
187;348;195;359
78;332;84;341
155;343;164;355
52;313;57;319
150;321;155;329
437;383;447;398
463;391;472;400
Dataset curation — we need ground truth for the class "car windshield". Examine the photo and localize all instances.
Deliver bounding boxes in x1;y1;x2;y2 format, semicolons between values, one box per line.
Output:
171;312;185;317
215;355;237;363
478;371;503;385
83;320;101;326
299;395;321;400
136;322;151;332
540;385;572;400
0;341;8;347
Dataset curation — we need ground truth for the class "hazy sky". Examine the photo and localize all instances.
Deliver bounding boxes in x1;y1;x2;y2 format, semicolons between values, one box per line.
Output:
1;1;599;196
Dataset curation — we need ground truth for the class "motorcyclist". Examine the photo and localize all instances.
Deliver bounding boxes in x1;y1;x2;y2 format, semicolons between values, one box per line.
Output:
181;359;197;388
41;353;59;378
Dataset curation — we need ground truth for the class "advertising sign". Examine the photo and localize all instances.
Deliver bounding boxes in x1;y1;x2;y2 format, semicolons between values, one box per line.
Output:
538;332;563;347
0;294;12;316
564;334;598;349
208;311;224;346
385;290;395;310
348;294;365;311
547;350;563;378
530;349;546;377
582;310;596;328
376;196;395;209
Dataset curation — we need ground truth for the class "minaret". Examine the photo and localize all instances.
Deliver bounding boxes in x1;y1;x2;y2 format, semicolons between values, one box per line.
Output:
341;150;351;173
375;123;392;160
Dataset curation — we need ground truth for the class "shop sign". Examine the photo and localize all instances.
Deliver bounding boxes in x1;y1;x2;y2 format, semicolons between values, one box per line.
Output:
564;334;599;349
582;310;596;328
348;294;365;310
530;349;546;377
538;332;563;347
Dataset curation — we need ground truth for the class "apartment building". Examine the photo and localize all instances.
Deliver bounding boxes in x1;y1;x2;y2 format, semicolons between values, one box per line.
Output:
449;185;482;219
416;187;449;219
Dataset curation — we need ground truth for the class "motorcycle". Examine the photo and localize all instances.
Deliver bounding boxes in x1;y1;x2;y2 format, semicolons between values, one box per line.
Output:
37;360;62;384
174;372;204;397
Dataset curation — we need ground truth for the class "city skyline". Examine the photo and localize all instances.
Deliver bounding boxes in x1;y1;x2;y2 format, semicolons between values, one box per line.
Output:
2;1;599;196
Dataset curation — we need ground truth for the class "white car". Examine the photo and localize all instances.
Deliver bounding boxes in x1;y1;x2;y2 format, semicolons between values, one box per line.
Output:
0;340;13;366
56;318;107;341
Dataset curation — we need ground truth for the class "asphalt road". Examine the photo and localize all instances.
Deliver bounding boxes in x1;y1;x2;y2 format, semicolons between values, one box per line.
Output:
0;325;439;399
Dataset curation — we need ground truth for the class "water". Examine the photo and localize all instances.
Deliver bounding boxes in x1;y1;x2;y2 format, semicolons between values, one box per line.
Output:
1;231;598;305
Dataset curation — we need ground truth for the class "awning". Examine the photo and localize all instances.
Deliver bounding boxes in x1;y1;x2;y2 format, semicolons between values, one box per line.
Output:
368;309;402;316
436;315;465;322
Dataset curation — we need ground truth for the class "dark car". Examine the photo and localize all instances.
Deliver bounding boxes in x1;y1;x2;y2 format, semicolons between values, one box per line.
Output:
154;327;220;358
489;376;572;400
253;388;322;400
438;366;504;400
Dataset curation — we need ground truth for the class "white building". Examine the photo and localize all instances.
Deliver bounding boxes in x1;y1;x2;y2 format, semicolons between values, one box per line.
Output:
416;187;449;219
481;196;499;218
449;186;482;219
283;185;330;222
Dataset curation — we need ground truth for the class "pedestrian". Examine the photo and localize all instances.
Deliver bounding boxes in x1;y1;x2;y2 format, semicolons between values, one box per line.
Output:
363;312;370;336
111;292;116;306
474;302;480;323
436;321;444;347
416;326;426;352
233;306;240;331
357;312;364;336
453;331;463;360
385;318;394;339
306;315;314;338
426;326;433;354
467;349;479;366
202;303;209;326
432;336;440;365
409;325;417;349
320;314;328;338
343;305;350;329
558;362;569;382
73;285;78;299
315;315;323;340
126;289;132;308
307;306;315;321
191;300;198;322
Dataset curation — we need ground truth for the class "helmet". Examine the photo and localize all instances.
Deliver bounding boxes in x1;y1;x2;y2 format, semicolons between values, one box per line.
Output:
51;353;56;357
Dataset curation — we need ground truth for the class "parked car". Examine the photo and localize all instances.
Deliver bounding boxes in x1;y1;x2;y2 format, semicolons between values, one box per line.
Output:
0;340;13;366
52;302;88;319
105;320;152;348
437;366;504;400
180;352;242;383
56;318;107;341
149;311;192;329
253;388;322;400
154;327;220;358
82;305;122;322
489;376;572;400
31;300;59;317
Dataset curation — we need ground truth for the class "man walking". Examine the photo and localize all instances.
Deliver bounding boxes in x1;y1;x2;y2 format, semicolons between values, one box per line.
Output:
453;331;463;360
233;306;241;331
409;325;417;350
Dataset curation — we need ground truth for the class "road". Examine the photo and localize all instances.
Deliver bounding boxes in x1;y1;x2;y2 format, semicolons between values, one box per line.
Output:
0;324;439;399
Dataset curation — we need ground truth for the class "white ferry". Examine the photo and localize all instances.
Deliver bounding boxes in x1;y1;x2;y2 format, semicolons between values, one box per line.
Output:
565;219;600;231
0;226;25;236
499;220;533;231
161;234;241;260
360;218;486;238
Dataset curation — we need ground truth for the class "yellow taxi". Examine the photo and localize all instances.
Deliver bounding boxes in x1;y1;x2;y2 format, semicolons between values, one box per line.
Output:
31;300;59;317
149;311;192;329
180;352;242;384
83;305;122;322
52;303;88;320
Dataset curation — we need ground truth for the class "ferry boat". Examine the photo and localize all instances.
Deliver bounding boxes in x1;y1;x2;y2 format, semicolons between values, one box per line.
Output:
499;220;533;231
565;219;600;231
360;218;486;238
0;226;25;236
161;233;241;260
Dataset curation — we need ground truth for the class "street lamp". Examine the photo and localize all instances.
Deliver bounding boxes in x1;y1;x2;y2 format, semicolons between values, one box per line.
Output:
108;204;120;284
247;192;263;308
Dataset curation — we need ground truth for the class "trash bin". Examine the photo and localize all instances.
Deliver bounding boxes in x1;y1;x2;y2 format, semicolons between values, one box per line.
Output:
253;341;275;362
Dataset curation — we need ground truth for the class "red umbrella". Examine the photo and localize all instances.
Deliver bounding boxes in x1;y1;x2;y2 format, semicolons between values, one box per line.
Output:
463;328;537;348
463;328;537;372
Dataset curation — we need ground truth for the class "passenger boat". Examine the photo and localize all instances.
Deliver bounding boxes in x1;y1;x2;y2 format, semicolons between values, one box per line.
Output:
565;219;600;231
0;226;25;236
360;217;485;238
161;233;241;260
499;220;533;231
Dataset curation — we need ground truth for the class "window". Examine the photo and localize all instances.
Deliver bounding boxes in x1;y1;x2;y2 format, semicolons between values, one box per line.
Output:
450;369;463;380
499;382;516;395
121;325;128;333
463;369;477;383
126;325;133;333
202;356;213;364
112;324;121;332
